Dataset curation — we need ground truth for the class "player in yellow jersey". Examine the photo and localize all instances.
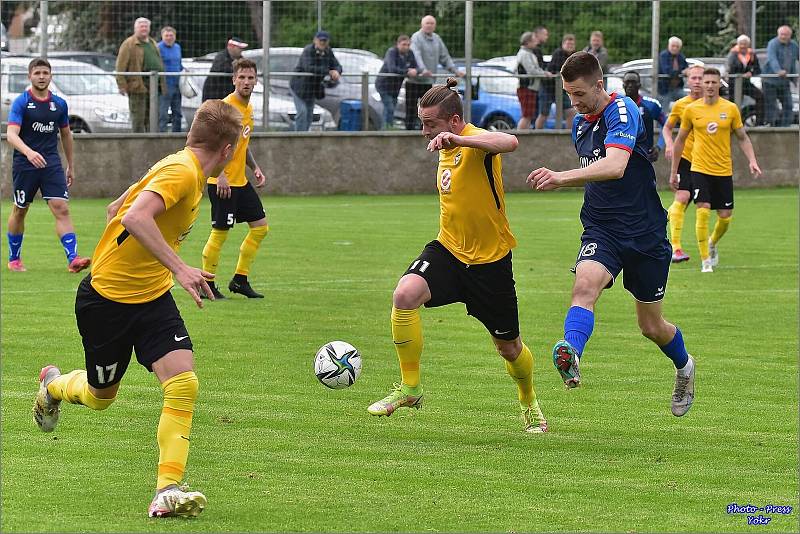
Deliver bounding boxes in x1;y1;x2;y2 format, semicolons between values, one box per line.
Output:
32;100;242;518
662;65;705;263
367;78;547;433
201;59;268;299
669;67;761;273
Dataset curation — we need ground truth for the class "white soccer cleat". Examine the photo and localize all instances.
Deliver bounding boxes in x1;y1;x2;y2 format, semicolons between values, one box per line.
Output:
671;356;695;417
708;238;719;267
148;487;207;518
33;365;62;432
701;259;714;273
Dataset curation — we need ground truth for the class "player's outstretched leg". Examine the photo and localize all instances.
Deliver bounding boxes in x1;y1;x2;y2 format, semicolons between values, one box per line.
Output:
554;305;594;387
553;340;581;388
668;199;690;263
34;367;117;432
502;341;547;433
33;365;62;432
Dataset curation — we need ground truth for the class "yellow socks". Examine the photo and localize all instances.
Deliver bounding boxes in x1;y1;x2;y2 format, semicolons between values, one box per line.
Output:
391;307;423;389
47;370;115;410
157;371;199;490
711;215;732;245
668;201;687;250
235;225;269;276
504;343;536;408
696;207;711;260
201;228;229;275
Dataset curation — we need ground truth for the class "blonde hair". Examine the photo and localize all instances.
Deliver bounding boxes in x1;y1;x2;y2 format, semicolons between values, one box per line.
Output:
187;100;242;152
418;78;463;119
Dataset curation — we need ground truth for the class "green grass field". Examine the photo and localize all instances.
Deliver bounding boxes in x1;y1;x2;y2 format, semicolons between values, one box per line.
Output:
2;189;798;533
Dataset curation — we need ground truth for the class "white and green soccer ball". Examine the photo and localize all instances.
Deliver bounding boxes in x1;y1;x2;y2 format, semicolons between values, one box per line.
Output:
314;341;362;389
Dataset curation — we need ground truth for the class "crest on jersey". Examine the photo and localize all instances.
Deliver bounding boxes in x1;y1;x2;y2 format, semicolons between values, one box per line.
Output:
440;168;452;193
454;151;462;166
593;148;601;157
706;122;718;134
242;125;251;138
49;101;57;112
720;113;727;120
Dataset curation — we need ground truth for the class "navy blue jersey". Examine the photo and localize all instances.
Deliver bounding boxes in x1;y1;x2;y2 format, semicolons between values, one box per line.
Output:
8;90;69;172
572;93;667;237
634;95;666;152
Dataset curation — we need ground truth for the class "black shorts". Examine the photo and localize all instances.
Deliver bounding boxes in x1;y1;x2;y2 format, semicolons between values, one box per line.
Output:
208;182;266;230
75;276;193;388
573;228;672;303
676;158;694;193
692;172;734;209
404;240;519;340
12;166;68;207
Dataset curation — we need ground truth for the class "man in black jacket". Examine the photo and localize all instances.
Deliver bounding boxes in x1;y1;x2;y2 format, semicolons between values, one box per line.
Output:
376;35;418;129
202;37;248;102
290;31;342;131
727;34;764;125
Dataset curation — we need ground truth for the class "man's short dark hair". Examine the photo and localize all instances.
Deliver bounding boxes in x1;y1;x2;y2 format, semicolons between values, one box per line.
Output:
560;51;603;83
28;58;51;74
703;67;721;77
396;34;410;43
232;58;257;74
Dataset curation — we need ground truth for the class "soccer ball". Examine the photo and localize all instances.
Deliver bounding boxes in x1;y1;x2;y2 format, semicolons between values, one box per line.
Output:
314;341;362;389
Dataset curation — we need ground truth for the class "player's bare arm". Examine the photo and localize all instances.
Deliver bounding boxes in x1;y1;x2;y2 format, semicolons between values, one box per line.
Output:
734;127;762;178
527;147;630;191
121;191;214;307
246;148;266;187
669;128;691;190
662;119;677;161
216;171;231;199
60;126;74;187
427;131;518;154
6;125;46;169
106;185;133;223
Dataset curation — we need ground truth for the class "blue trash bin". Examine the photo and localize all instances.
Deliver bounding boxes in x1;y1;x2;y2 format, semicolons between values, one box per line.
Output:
338;100;362;131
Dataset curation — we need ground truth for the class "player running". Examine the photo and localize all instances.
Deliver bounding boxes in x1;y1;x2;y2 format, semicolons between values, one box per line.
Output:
622;71;666;163
527;52;695;417
5;58;90;273
368;78;548;433
662;65;705;263
201;59;268;299
32;99;242;518
669;67;761;273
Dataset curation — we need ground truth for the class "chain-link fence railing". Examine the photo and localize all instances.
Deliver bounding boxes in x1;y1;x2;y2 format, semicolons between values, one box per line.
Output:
1;0;798;134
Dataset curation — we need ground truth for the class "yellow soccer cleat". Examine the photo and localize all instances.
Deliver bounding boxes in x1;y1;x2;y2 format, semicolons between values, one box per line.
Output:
522;401;549;434
367;383;423;416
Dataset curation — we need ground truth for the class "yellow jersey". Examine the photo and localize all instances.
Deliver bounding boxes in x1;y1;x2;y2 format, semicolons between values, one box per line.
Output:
436;123;516;264
208;92;253;187
680;97;743;176
90;148;206;304
667;95;700;162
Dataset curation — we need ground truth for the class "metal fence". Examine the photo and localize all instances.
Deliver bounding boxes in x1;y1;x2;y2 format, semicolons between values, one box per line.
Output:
1;0;798;134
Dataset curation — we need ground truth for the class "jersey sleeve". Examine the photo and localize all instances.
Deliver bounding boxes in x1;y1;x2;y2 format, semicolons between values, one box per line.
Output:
55;96;70;129
143;163;193;210
7;94;26;126
731;103;743;130
679;105;694;132
571;115;580;144
666;99;682;127
603;98;639;153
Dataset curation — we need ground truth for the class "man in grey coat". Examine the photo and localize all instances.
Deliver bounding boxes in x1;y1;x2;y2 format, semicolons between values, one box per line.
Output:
406;15;463;129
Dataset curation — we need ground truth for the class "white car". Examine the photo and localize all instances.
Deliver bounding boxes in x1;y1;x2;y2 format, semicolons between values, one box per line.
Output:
181;59;336;131
1;56;131;133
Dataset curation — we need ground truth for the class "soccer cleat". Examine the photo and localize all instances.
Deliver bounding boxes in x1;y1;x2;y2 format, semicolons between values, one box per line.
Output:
521;401;548;434
708;238;719;267
671;248;690;263
33;365;62;432
553;340;581;388
671;356;695;417
200;283;226;300
148;487;207;518
228;278;264;299
7;259;27;272
367;383;423;416
701;259;714;273
67;256;91;273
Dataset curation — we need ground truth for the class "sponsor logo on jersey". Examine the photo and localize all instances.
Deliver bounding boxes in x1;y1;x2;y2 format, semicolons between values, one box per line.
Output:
242;125;251;138
31;121;55;133
580;155;603;168
706;121;718;134
454;151;462;166
616;131;636;141
440;168;452;193
27;102;37;109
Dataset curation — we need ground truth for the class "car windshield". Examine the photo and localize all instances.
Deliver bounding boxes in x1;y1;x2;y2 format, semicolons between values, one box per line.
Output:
474;69;516;94
53;66;117;95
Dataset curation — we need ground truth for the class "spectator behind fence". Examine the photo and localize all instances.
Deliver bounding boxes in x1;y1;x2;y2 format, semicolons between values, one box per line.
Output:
515;31;545;129
535;33;576;130
726;34;764;126
202;36;248;102
376;35;418;129
115;17;167;133
532;26;549;69
658;36;689;111
406;15;463;130
623;71;666;162
289;31;342;132
762;25;799;127
157;26;183;132
583;31;609;73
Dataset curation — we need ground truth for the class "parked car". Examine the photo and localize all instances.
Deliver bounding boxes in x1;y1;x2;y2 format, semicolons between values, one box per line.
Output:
47;51;117;72
1;23;8;52
479;54;552;72
1;56;131;133
180;59;336;131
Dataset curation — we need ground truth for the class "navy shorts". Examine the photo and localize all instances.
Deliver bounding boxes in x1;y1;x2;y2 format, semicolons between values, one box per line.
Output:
676;158;694;193
12;166;68;207
573;228;672;303
208;182;266;230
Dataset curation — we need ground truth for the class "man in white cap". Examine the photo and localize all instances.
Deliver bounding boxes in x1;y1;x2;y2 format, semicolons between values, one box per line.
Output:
202;36;249;101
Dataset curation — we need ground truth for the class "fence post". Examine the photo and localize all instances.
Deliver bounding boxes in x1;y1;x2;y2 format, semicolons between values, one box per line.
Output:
751;0;757;47
149;72;158;133
463;0;473;124
555;76;563;128
317;0;323;32
39;1;49;58
733;75;743;110
262;0;271;131
361;71;369;130
651;0;660;102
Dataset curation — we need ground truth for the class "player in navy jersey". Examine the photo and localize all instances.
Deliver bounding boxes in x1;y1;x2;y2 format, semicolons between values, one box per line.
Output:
5;58;90;273
526;52;695;417
622;71;666;162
